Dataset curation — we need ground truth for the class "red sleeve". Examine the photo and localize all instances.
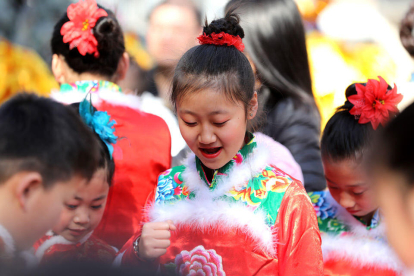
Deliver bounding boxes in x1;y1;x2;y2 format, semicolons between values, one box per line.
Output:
276;180;324;275
115;189;159;273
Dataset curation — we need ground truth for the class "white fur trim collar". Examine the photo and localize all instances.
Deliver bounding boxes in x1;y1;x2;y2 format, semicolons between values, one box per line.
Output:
149;134;294;257
0;224;15;258
35;231;93;261
51;87;143;111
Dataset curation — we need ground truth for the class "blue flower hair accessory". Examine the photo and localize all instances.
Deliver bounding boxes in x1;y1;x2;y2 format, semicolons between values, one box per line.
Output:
79;97;117;159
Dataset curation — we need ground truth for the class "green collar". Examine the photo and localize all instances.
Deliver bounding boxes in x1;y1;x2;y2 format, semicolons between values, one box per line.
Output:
60;80;122;94
196;132;256;190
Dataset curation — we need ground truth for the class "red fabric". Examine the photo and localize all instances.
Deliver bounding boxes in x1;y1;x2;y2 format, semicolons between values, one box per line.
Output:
35;234;116;265
118;181;323;275
93;101;171;249
324;259;399;276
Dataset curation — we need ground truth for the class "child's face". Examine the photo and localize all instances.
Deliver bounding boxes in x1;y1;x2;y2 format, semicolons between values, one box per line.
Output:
177;89;249;170
323;157;378;218
52;169;109;242
374;169;414;268
21;175;86;250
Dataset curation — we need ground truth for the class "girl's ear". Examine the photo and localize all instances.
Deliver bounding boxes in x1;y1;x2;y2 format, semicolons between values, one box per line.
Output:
51;54;66;84
248;91;259;120
15;172;43;212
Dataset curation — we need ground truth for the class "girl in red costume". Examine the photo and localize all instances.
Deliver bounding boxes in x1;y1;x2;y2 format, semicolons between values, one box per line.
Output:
116;11;323;276
34;100;118;265
309;77;405;275
49;0;171;249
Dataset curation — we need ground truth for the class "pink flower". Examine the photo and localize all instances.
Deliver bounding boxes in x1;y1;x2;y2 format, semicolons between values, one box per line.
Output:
233;153;243;165
174;186;182;195
175;245;225;276
60;0;108;58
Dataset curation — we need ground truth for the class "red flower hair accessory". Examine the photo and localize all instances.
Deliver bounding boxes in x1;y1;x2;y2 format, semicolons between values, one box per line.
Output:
197;32;245;52
348;76;403;130
60;0;108;58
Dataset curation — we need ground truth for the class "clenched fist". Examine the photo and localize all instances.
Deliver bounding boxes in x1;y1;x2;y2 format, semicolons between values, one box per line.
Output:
138;220;176;260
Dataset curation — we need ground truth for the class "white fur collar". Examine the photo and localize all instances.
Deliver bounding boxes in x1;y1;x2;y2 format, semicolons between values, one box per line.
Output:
149;135;295;257
0;224;15;258
35;231;93;261
180;133;296;199
51;87;143;111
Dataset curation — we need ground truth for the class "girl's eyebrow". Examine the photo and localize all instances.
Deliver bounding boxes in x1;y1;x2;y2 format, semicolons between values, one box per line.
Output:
73;195;107;201
92;195;107;201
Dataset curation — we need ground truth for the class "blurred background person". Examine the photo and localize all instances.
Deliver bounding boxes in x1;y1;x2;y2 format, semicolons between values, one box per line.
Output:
119;55;187;160
226;0;326;192
369;101;414;276
397;1;414;109
145;0;202;110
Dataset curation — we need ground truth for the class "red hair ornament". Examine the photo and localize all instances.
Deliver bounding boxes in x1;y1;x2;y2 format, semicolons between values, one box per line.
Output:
348;76;403;130
197;32;245;52
60;0;108;58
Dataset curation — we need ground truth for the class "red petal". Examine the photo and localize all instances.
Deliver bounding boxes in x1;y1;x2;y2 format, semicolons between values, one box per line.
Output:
93;9;108;20
60;21;74;35
66;3;78;20
63;30;81;44
378;76;389;95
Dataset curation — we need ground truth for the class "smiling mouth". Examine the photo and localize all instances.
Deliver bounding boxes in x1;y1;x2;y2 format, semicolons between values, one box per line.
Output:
200;147;223;159
68;229;87;236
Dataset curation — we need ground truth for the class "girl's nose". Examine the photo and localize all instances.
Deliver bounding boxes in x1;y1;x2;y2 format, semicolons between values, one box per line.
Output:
339;192;355;209
198;126;216;145
73;210;90;225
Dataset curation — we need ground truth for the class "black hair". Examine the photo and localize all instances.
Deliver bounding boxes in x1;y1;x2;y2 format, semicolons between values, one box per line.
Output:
0;93;100;188
371;102;414;184
171;10;255;113
51;6;125;78
400;3;414;57
321;83;376;162
148;0;202;27
225;0;315;106
70;103;115;186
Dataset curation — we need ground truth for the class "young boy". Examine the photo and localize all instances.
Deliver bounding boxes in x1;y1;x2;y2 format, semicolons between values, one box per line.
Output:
0;93;100;263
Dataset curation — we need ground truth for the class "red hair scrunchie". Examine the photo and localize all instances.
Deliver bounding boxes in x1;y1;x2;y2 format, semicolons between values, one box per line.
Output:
197;32;245;52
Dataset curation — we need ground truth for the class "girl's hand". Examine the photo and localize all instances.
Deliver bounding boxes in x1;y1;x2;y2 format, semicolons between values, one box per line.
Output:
138;220;176;260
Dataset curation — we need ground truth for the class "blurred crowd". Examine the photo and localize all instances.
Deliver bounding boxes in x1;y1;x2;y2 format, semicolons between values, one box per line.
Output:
1;0;414;275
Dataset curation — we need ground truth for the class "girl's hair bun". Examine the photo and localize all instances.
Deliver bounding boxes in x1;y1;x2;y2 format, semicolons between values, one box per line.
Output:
203;10;244;38
400;4;414;56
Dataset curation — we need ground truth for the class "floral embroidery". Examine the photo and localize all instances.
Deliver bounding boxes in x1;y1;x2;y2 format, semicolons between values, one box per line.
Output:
155;177;176;203
172;245;225;276
233;153;243;165
60;80;122;95
229;166;291;226
156;166;193;203
309;192;337;220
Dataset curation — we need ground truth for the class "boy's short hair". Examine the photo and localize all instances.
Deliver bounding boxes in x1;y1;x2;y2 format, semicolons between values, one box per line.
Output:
0;93;100;187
